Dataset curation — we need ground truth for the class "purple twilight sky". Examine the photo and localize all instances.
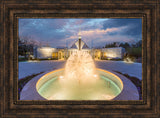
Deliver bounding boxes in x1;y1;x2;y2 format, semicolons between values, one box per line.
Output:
19;18;142;48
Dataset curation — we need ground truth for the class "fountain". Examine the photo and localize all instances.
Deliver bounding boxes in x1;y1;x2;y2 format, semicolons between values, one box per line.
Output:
35;34;124;100
63;34;99;86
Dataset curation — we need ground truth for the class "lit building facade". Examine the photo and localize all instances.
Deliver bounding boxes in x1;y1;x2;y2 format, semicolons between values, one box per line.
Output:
34;36;125;60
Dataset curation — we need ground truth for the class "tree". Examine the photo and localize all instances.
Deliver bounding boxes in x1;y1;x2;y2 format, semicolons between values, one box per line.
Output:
105;42;118;48
119;42;130;49
18;36;41;60
136;40;142;47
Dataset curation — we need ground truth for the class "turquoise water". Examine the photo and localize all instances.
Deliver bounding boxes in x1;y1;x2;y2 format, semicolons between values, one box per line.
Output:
37;71;122;100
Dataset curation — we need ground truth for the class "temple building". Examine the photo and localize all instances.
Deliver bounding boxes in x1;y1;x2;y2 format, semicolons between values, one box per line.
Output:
34;34;125;60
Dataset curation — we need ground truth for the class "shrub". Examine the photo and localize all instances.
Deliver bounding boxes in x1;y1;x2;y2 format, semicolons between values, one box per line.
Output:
126;47;142;58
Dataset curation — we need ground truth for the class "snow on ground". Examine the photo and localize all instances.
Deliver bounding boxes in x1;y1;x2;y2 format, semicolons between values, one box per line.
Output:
95;60;142;80
18;60;66;79
19;60;142;80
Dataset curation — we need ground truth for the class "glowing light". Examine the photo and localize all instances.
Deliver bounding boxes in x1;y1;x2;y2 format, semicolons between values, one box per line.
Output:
59;76;64;79
37;47;57;59
124;57;134;63
93;74;97;77
107;58;111;60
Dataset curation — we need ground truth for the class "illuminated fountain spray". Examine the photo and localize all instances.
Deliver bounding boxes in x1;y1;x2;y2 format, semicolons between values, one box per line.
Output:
61;32;99;86
63;51;99;86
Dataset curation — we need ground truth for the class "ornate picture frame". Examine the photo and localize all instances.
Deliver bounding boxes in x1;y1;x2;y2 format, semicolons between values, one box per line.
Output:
0;0;159;117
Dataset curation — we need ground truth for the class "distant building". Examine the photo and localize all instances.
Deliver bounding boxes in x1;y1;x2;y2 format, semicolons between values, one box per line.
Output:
34;34;125;60
101;47;125;59
35;47;57;59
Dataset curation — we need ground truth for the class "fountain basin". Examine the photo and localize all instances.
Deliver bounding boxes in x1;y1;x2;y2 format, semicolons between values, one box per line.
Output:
35;68;123;100
20;68;139;100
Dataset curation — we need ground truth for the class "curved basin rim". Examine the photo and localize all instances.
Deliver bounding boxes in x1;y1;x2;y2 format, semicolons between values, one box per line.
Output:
36;68;124;91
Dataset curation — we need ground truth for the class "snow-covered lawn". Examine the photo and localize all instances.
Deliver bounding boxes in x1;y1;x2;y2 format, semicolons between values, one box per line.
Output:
18;60;66;79
95;60;142;80
19;60;142;80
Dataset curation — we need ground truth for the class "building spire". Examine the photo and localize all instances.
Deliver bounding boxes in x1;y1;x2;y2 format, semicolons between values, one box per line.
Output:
78;28;81;39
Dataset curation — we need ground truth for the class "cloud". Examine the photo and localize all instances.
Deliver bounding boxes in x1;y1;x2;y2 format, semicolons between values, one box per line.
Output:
103;18;142;37
65;26;127;45
19;18;142;48
81;26;126;37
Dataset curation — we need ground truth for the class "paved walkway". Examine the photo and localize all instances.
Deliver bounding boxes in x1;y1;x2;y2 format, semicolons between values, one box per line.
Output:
19;60;142;80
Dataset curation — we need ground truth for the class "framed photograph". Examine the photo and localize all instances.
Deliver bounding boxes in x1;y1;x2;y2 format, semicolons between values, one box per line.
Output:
0;0;159;117
18;18;142;101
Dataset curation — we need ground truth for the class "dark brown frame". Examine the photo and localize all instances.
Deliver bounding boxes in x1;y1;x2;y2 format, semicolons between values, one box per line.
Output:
0;0;159;117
